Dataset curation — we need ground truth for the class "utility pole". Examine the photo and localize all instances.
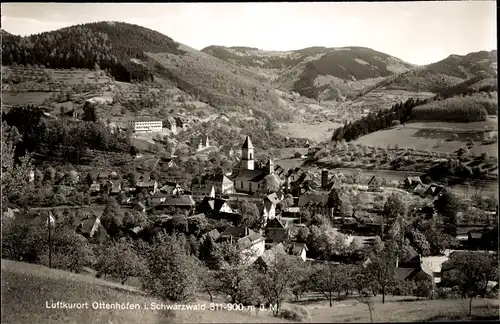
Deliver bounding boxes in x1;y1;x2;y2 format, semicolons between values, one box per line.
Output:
48;211;53;268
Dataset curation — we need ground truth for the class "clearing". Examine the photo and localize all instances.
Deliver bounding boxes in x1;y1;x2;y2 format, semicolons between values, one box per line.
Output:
353;118;498;157
276;121;343;142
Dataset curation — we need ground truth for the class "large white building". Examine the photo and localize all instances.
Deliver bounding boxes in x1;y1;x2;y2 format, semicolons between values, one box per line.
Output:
131;119;163;133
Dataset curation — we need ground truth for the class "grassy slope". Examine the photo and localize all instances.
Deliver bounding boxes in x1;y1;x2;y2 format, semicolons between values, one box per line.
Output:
3;259;497;324
1;259;285;324
353;120;498;157
294;294;499;322
202;46;415;99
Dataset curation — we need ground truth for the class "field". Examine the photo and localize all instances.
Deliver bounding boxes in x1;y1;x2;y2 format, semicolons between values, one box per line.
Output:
353;120;498;157
1;259;284;324
291;294;499;322
3;259;498;324
349;89;436;111
276;121;342;142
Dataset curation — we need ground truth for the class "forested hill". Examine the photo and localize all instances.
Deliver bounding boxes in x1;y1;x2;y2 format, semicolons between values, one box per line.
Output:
1;22;184;82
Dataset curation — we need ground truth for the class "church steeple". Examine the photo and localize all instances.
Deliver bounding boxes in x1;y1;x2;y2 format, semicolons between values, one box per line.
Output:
241;136;254;170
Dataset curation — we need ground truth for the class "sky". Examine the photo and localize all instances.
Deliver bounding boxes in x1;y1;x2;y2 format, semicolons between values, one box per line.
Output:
1;2;497;65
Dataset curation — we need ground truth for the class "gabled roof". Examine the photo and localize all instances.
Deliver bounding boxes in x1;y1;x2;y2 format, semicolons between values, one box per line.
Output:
207;228;221;241
220;226;254;239
368;176;379;185
297;193;329;207
234;169;267;182
425;184;446;196
266;228;289;243
241;136;254;149
405;176;422;185
191;184;215;194
266;218;285;229
394;267;416;281
258;243;286;267
162;195;196;207
78;215;100;235
291;243;308;255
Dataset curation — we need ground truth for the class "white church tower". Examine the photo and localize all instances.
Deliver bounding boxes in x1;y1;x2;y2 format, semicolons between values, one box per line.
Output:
241;136;254;170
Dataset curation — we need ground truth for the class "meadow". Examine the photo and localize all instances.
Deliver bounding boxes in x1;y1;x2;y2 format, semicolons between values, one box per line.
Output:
3;259;498;324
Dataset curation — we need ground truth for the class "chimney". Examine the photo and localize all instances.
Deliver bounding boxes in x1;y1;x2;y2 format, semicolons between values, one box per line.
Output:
321;170;329;189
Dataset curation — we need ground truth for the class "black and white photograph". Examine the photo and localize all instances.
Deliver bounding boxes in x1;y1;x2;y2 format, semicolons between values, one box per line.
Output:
1;1;498;323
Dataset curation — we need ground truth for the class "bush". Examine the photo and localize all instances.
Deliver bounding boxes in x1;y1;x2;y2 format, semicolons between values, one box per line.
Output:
391;120;401;126
294;151;303;158
276;306;311;322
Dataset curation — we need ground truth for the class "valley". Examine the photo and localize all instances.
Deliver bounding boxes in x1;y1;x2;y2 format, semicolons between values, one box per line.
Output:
1;12;498;324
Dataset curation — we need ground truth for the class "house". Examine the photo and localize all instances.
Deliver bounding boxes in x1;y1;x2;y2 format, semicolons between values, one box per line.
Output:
265;218;290;243
412;183;427;195
297;193;333;218
282;207;300;218
97;171;110;182
290;243;308;262
133;201;147;213
404;176;423;190
367;176;380;192
130;119;163;133
424;184;446;199
164;117;177;133
128;226;145;239
219;226;266;264
231;136;275;194
202;173;235;195
147;192;168;206
262;194;278;221
159;182;183;195
190;184;216;202
159;195;196;212
109;181;122;195
76;215;107;241
161;156;176;168
89;183;101;195
396;254;438;284
136;179;158;194
205;228;221;242
197;197;234;217
253;243;287;270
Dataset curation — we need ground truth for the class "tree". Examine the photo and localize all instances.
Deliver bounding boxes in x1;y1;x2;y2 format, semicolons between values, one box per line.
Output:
142;233;200;302
212;242;259;305
237;201;262;231
96;240;147;284
40;227;96;273
414;277;435;300
358;296;375;323
434;191;460;235
198;235;222;270
311;263;348;307
447;252;498;316
262;174;281;194
101;199;123;237
296;226;310;243
123;210;148;230
382;193;407;239
365;246;397;304
256;252;300;314
82;102;98;122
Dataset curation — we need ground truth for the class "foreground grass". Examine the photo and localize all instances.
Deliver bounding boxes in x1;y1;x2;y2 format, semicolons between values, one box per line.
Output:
289;294;499;322
1;259;285;324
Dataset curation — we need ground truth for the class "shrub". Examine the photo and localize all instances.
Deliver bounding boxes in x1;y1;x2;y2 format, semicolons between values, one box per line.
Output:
294;151;303;158
391;120;401;126
276;306;311;322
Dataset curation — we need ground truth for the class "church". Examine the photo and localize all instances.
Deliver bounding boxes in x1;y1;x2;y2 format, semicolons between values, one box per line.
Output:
231;136;275;194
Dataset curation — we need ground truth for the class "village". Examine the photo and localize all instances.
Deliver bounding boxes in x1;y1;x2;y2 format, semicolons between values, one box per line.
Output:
5;117;498;292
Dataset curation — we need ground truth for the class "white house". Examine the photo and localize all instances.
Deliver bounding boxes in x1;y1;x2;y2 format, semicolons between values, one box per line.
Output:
219;227;266;265
190;184;216;202
290;243;308;262
131;119;163;133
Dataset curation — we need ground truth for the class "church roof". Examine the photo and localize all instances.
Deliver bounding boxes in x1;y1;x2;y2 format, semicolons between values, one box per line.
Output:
241;136;254;149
